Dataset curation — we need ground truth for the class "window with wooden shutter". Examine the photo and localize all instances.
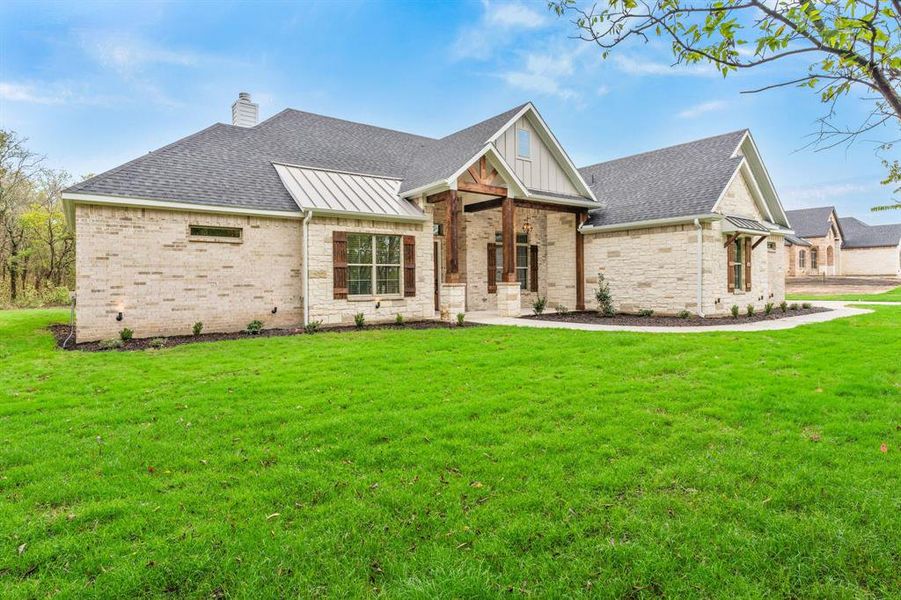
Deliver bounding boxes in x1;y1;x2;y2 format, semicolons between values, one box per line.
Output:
487;242;497;293
403;235;415;297
743;237;752;291
333;231;348;299
727;239;736;292
529;245;538;292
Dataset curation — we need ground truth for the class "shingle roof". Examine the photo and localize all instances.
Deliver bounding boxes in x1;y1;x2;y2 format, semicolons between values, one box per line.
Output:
579;130;747;227
839;216;901;248
784;207;836;238
784;234;812;247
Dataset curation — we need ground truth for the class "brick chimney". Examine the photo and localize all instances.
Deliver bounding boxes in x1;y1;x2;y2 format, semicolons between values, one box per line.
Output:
231;92;259;127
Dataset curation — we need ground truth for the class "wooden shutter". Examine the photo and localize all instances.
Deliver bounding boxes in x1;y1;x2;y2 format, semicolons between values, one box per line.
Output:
403;235;416;297
487;242;497;293
727;239;735;292
744;237;752;291
333;231;348;299
529;245;538;292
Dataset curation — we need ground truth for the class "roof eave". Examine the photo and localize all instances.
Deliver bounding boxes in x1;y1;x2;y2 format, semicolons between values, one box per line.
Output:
580;213;722;234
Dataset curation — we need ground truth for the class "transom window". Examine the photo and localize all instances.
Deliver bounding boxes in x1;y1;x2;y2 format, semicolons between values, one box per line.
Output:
189;225;242;242
495;232;529;290
516;128;531;160
347;234;401;296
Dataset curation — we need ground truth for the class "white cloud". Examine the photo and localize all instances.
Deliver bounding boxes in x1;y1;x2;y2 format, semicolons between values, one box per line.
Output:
0;81;118;106
451;1;548;60
596;84;610;97
677;100;728;118
80;34;202;75
0;82;67;105
613;54;718;77
486;2;547;28
783;182;876;204
498;46;587;101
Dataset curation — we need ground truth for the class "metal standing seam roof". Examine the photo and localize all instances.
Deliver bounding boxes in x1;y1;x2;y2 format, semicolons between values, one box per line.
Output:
273;163;425;220
724;215;769;233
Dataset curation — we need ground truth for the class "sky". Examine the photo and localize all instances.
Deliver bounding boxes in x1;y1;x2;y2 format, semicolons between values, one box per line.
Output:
1;0;898;223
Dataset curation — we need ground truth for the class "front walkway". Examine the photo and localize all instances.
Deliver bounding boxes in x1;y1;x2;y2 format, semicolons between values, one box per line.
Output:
467;301;877;333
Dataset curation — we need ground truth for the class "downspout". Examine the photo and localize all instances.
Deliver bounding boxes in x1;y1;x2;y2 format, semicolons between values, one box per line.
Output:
694;218;705;317
302;209;313;326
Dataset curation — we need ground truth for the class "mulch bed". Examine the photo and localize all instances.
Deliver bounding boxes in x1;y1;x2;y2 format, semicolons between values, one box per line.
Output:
520;306;831;327
49;320;483;352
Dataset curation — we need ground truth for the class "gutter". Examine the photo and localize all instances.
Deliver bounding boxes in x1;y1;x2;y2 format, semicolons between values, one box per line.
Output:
302;209;313;326
694;218;705;317
580;213;722;234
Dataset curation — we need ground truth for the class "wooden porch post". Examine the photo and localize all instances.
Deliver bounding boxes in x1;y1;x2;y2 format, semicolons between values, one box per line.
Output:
575;210;587;310
502;196;516;283
446;190;460;283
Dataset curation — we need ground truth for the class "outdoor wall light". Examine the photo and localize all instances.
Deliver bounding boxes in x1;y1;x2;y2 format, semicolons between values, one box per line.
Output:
271;306;278;314
375;301;381;309
116;312;124;321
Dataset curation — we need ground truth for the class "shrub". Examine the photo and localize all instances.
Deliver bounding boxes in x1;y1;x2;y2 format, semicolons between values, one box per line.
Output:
802;302;812;309
246;320;264;335
148;338;166;349
456;312;465;327
746;304;755;317
192;321;203;336
395;313;405;326
303;320;322;334
677;309;691;319
731;304;740;318
595;273;615;317
554;304;569;314
779;301;788;313
99;339;122;351
638;309;654;317
354;313;365;329
790;303;799;311
532;296;547;316
119;327;134;342
764;302;774;316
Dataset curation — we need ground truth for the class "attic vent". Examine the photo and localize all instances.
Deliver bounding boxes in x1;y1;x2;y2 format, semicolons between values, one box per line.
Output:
231;92;259;127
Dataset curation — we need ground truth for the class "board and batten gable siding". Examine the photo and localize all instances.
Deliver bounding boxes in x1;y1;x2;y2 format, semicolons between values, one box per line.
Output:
494;116;579;196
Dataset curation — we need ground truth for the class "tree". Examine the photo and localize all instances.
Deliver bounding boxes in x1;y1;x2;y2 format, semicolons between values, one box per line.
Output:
21;170;75;288
549;0;901;193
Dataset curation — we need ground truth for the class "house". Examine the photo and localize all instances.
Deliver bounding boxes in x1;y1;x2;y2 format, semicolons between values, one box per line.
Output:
785;207;901;276
62;94;793;341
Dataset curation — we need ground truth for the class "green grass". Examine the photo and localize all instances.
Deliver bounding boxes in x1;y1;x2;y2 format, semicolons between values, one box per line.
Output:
787;285;901;302
1;309;899;598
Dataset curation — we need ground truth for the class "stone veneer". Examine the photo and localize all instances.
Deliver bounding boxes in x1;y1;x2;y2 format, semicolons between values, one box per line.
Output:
495;282;522;316
74;204;303;342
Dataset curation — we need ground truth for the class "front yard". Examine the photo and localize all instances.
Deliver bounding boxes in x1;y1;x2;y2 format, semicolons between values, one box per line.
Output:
1;308;899;597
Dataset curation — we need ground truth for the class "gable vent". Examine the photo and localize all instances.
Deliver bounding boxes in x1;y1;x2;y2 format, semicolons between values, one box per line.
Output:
231;92;259;127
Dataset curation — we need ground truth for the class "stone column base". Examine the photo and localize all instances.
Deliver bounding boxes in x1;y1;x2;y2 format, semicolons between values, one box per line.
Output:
440;283;466;320
496;282;521;317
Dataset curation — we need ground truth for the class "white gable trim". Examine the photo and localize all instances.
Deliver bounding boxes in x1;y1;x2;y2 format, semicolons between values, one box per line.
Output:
733;131;789;226
448;144;529;198
711;158;775;223
487;103;597;201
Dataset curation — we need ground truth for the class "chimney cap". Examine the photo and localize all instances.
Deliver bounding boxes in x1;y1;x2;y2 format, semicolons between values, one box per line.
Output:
238;91;251;101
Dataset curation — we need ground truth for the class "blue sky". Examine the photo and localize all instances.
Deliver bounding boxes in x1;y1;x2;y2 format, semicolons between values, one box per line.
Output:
1;0;897;223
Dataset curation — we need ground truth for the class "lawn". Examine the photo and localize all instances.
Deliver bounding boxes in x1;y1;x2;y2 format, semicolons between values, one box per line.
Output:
787;285;901;302
1;309;899;598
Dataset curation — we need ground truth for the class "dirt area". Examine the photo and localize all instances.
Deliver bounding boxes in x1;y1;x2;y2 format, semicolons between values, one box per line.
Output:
520;306;830;327
50;320;482;352
786;275;899;295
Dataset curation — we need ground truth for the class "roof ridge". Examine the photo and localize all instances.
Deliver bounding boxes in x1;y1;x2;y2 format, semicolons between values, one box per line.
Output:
261;108;438;142
579;128;749;171
437;103;529;142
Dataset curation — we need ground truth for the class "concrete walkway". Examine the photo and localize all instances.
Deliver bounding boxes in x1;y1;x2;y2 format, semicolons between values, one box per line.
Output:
467;301;879;333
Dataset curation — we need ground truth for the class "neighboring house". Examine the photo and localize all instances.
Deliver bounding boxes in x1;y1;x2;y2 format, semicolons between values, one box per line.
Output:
784;207;844;276
62;94;793;341
784;207;901;276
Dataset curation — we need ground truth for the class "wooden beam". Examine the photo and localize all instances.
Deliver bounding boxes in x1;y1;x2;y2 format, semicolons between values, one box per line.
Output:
457;180;509;197
479;156;487;181
502;197;516;283
576;211;587;311
723;232;740;248
426;190;450;204
446;190;460;283
466;165;480;183
463;197;505;213
514;199;583;214
752;235;768;250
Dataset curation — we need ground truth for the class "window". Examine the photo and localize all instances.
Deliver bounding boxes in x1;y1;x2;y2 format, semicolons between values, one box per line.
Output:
189;225;242;241
495;232;529;289
767;241;777;251
799;250;806;268
811;248;818;269
733;238;745;290
516;128;531;159
347;234;401;296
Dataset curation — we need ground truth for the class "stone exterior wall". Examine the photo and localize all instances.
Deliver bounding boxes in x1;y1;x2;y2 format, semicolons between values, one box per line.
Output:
841;246;901;275
306;214;434;325
74;204;303;342
546;212;577;310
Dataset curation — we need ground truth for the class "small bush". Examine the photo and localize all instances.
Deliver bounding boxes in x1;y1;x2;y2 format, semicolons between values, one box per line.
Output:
532;296;547;316
119;328;134;342
304;320;322;334
677;309;691;319
731;304;740;318
802;302;812;309
779;301;788;313
395;313;405;326
192;321;203;336
790;303;799;311
354;313;365;329
764;302;774;316
638;309;654;317
456;312;465;327
554;304;569;314
595;273;615;317
99;338;122;351
246;320;264;335
746;304;755;317
148;338;166;349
